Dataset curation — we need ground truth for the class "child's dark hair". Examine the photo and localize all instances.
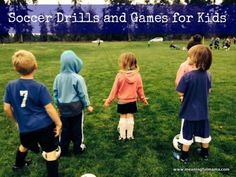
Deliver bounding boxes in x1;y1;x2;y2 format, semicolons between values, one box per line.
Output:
188;45;212;71
187;34;202;50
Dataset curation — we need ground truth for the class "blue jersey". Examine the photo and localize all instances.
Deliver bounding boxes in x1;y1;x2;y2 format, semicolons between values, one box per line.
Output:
4;79;53;133
176;70;211;121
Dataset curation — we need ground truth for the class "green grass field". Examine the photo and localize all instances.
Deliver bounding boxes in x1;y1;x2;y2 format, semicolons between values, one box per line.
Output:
0;41;235;177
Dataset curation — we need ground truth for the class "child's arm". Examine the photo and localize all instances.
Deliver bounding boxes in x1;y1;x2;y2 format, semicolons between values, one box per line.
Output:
75;76;94;112
104;74;119;107
45;103;62;137
175;64;186;87
3;103;18;126
137;74;148;105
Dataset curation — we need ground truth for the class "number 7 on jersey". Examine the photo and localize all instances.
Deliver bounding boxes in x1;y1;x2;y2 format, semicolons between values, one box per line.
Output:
20;90;28;107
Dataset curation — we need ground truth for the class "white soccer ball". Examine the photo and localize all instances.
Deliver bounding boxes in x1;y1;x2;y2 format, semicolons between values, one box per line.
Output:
81;174;96;177
173;134;182;151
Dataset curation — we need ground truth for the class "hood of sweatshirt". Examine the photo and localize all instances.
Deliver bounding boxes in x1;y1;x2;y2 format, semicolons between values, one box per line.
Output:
120;70;139;84
60;50;83;73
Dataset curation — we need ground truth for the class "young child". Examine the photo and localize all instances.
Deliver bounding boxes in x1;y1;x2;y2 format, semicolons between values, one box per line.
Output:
104;52;148;140
173;45;212;163
53;50;93;156
3;50;62;177
175;34;202;87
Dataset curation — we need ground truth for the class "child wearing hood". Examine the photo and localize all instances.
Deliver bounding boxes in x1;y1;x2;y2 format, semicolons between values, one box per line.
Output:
53;50;93;156
104;52;148;140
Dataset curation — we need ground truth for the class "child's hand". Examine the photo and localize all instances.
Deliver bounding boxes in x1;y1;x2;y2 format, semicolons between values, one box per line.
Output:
54;124;62;137
143;97;149;105
179;96;184;103
15;122;19;130
103;99;110;107
87;106;94;112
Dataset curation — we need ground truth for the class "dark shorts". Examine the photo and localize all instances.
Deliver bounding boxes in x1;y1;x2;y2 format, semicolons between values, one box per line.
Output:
20;124;58;153
117;101;137;114
179;119;211;145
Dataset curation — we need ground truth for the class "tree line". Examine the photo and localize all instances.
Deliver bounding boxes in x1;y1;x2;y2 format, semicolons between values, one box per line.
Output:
0;0;235;43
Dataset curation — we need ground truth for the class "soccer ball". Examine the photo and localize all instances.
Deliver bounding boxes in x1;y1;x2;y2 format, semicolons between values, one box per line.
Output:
42;146;61;160
173;134;183;151
81;174;96;177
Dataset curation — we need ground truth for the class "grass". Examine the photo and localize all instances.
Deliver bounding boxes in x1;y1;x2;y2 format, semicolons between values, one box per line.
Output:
0;41;235;177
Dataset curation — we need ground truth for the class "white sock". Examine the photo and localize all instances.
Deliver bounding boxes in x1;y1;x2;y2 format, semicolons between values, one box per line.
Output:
119;118;127;140
126;118;134;139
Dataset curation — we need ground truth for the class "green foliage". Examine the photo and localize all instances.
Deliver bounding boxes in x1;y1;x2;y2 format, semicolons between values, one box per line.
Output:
0;41;235;177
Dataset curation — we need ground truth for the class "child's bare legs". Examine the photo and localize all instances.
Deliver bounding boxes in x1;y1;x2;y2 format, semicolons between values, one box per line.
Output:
126;113;134;139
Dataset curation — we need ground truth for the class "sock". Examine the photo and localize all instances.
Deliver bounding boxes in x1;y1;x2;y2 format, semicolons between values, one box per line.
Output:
46;160;59;177
200;147;209;156
180;151;189;160
119;118;127;139
15;149;28;167
126;118;134;139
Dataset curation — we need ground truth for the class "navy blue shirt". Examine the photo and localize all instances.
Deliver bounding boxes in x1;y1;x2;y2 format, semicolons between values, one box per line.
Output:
176;70;211;121
4;79;53;133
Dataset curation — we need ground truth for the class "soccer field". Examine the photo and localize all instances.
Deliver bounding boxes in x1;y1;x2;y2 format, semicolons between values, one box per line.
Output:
0;42;235;177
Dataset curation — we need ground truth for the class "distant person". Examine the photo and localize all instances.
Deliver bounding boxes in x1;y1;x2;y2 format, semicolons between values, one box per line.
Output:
187;34;202;50
97;38;101;46
214;37;220;50
3;50;62;177
53;50;93;156
225;37;231;51
104;52;148;140
173;45;212;163
148;41;151;47
209;37;214;49
170;42;180;50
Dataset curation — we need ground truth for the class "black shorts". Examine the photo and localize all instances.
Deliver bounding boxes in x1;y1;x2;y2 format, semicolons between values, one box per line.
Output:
117;101;137;114
20;124;58;153
180;119;211;145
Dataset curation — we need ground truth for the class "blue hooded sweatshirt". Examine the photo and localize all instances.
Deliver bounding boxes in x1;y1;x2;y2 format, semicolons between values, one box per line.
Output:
53;50;90;110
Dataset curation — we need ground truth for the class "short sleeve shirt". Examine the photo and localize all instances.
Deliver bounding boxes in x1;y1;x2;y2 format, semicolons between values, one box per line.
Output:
176;70;211;121
4;79;53;133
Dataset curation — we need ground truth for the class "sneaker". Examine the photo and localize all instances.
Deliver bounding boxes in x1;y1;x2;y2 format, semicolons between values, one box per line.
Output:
74;144;86;155
173;151;188;164
118;136;126;141
127;136;135;140
12;159;32;171
196;148;209;161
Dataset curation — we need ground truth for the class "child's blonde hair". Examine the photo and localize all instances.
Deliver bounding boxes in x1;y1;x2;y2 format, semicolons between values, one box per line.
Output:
12;50;38;75
118;52;138;71
188;45;212;71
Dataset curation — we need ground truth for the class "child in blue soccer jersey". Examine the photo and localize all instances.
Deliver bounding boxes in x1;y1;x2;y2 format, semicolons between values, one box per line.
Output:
53;50;93;156
173;45;212;163
3;50;62;177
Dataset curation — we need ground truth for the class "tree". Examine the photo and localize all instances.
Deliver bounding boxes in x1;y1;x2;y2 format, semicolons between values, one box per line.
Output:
106;0;133;4
9;0;38;42
222;0;236;4
0;0;10;43
54;4;68;41
184;0;213;4
39;14;48;41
